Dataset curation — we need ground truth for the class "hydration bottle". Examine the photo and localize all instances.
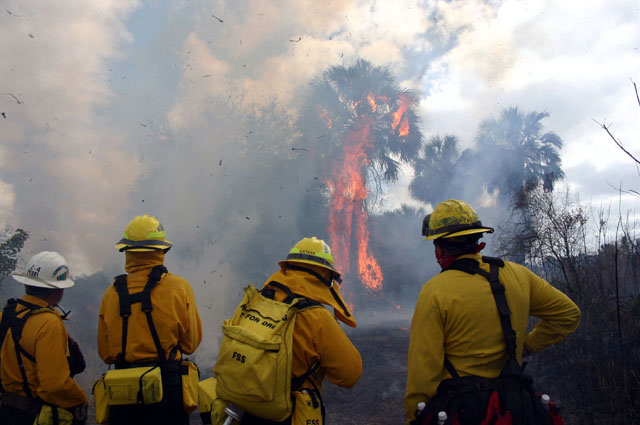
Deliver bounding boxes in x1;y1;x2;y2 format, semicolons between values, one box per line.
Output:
541;393;551;412
222;403;246;425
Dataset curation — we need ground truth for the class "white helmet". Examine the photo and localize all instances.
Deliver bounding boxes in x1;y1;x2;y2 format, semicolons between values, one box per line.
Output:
12;251;75;289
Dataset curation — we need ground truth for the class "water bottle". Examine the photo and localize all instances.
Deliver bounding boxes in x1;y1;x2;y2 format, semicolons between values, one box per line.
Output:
222;403;245;425
437;411;447;425
540;394;550;412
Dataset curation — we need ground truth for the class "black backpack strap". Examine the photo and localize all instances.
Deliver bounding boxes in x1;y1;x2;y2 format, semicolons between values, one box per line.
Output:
292;360;325;420
262;281;297;304
113;274;130;366
291;360;320;392
261;281;323;311
480;257;518;365
1;299;50;398
444;357;460;379
140;265;168;363
0;299;18;392
443;256;519;376
113;265;168;366
0;299;17;352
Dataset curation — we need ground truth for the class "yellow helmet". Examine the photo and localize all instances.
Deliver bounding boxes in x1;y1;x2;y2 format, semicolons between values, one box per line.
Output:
279;237;339;276
115;215;173;252
422;199;494;240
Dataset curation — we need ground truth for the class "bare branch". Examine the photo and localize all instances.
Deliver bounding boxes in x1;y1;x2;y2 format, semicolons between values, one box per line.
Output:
593;118;640;165
606;180;640;198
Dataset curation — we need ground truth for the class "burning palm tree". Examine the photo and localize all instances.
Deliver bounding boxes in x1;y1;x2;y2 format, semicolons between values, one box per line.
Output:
299;60;421;297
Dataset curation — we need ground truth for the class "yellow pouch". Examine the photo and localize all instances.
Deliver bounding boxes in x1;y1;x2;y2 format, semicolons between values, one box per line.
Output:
291;390;323;425
92;374;110;424
197;376;217;415
103;366;163;405
181;360;199;413
33;405;74;425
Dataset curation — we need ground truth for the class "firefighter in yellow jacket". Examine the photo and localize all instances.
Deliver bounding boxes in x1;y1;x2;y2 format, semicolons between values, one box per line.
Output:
97;215;202;425
405;200;581;425
243;236;363;424
0;251;88;425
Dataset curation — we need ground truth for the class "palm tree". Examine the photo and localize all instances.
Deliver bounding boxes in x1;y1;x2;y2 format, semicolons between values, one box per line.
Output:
410;134;460;206
296;60;423;295
300;59;422;192
475;107;564;203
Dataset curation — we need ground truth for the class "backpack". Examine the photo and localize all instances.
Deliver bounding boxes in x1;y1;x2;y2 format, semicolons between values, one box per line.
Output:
213;281;323;422
413;256;565;425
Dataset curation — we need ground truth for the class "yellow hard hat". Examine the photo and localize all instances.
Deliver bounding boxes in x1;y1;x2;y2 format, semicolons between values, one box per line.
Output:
422;199;494;240
115;215;173;252
279;237;339;276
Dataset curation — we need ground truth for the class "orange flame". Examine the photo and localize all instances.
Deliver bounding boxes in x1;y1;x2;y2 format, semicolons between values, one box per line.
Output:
398;116;410;136
392;94;411;135
326;117;383;293
313;89;422;303
367;92;377;112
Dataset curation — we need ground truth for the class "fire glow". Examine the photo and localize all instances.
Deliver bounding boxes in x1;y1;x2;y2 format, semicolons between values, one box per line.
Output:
321;91;413;295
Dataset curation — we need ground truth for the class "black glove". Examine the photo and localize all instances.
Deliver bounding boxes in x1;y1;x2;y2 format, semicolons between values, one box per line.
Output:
67;337;86;376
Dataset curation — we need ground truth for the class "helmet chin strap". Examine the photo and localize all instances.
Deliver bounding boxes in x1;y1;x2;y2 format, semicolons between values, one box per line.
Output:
53;304;71;320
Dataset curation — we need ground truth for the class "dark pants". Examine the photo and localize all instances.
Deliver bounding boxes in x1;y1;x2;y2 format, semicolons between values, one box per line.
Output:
109;369;187;425
0;405;35;425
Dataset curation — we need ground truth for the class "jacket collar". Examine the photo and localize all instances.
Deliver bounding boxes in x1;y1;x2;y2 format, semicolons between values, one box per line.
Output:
20;295;60;317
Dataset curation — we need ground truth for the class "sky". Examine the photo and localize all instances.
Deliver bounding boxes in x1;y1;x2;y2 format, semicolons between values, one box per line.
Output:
2;0;640;280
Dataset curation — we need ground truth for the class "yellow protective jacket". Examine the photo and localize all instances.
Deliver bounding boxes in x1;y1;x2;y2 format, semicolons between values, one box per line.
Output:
262;265;362;391
405;253;581;423
0;295;88;408
98;251;202;364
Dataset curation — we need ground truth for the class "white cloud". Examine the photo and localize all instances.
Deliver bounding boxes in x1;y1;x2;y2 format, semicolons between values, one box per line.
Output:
420;0;640;187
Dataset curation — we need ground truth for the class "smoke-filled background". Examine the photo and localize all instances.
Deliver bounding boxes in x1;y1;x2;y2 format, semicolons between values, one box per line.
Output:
2;0;640;416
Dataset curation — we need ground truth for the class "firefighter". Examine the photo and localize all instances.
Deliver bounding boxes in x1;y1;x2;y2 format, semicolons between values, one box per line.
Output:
97;215;202;425
243;236;362;424
0;251;88;425
405;199;581;425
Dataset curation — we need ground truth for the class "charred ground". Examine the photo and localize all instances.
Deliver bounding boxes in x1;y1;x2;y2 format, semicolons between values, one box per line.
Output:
323;322;410;425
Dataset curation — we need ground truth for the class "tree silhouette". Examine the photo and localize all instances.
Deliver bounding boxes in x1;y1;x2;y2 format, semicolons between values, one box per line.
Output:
0;228;29;283
475;107;564;203
410;134;461;206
